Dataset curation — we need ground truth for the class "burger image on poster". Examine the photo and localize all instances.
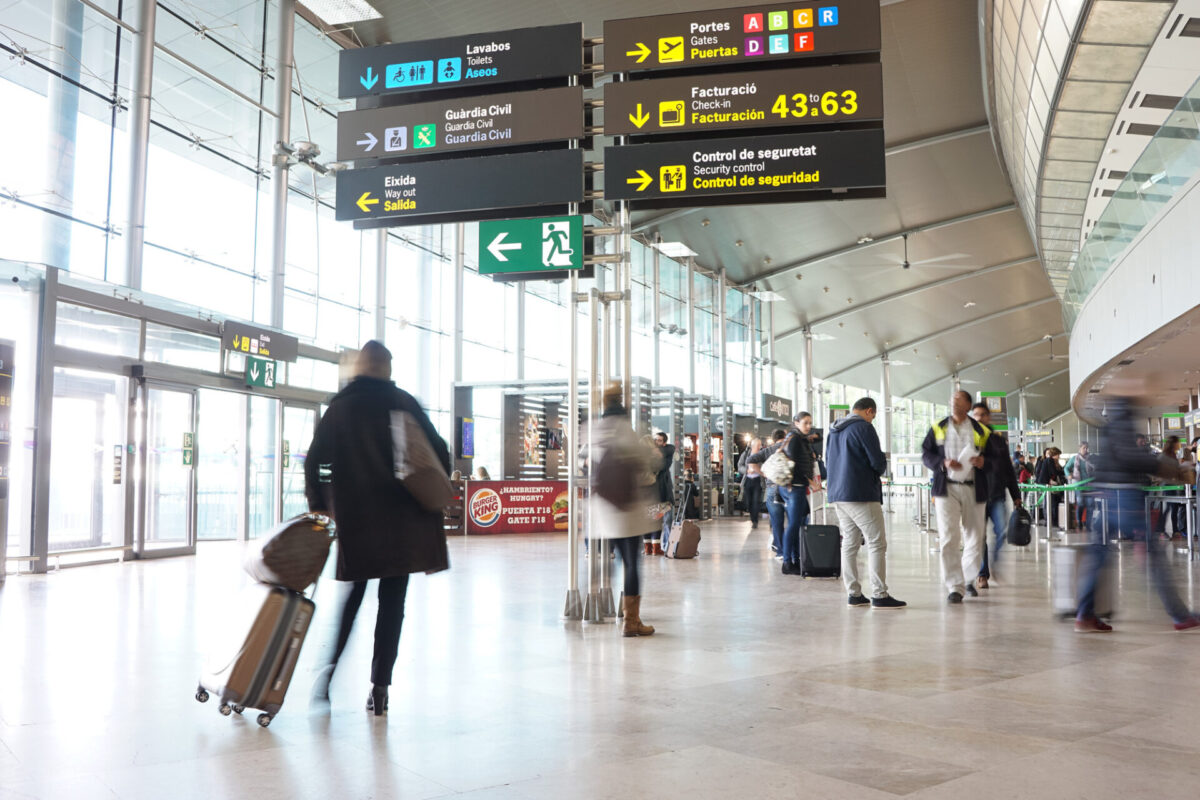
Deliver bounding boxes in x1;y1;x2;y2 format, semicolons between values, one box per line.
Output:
469;487;502;528
551;491;569;530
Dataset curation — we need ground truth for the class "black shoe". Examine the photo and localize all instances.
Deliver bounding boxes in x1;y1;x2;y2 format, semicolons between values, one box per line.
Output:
871;595;907;609
947;592;964;604
848;594;871;607
782;561;800;575
366;685;388;716
965;584;978;598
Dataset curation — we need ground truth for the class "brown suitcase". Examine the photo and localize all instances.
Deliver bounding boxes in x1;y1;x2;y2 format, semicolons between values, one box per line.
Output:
196;586;314;727
666;520;701;558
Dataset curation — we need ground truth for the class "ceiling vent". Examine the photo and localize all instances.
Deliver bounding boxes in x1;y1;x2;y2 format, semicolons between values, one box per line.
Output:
1180;18;1200;37
1118;358;1135;365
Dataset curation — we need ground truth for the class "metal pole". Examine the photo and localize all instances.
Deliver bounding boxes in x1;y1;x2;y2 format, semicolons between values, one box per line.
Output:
452;222;465;383
598;277;615;618
803;328;814;416
563;271;582;619
122;0;158;290
1018;389;1028;454
687;256;696;393
584;288;605;624
768;300;776;394
652;234;661;386
516;283;526;381
620;202;632;410
43;0;84;272
881;357;893;480
748;296;757;410
718;270;728;405
374;230;387;340
268;0;295;327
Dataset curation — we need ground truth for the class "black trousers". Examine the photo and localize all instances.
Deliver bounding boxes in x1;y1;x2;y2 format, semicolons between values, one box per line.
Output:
744;478;764;527
612;534;641;596
330;574;410;686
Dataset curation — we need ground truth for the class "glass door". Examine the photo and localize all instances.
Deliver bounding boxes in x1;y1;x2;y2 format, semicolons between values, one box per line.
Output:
280;403;318;520
196;389;246;541
139;385;197;555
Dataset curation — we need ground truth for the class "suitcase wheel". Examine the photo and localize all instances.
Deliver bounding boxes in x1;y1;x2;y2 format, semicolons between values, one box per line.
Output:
256;713;272;728
232;704;245;715
219;703;233;717
195;688;209;704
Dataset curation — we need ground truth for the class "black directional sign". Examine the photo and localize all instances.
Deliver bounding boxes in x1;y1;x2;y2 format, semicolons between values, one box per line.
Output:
605;2;881;73
604;63;882;137
337;86;584;162
604;129;885;203
338;23;583;100
335;149;584;223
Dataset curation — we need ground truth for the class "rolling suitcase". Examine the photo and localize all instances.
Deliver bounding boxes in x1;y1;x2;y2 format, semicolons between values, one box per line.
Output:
196;585;314;727
666;483;701;558
1051;544;1116;619
800;524;841;578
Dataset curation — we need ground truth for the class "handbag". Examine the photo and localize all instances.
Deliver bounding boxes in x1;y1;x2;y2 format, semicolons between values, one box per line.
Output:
761;435;796;486
243;513;334;591
391;409;454;511
594;444;638;506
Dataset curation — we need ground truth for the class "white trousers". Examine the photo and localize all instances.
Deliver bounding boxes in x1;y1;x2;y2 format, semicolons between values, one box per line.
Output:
836;502;888;599
935;483;986;595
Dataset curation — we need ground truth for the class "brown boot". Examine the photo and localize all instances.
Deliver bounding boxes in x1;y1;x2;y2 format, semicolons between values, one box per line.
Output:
652;542;664;556
622;595;655;637
644;541;653;556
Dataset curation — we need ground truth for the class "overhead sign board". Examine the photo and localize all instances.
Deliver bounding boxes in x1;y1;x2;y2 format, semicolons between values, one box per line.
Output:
337;85;584;161
604;2;881;73
245;355;277;389
222;321;299;363
603;129;885;203
338;23;583;100
335;148;584;224
603;62;883;137
479;215;584;275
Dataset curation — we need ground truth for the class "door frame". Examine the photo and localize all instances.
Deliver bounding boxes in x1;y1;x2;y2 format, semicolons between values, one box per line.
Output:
278;400;321;521
133;380;199;560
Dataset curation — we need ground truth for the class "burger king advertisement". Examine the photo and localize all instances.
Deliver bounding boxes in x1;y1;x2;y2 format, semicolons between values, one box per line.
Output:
465;480;570;535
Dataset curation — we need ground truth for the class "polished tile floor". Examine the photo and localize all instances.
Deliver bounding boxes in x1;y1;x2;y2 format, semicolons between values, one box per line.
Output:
4;500;1200;799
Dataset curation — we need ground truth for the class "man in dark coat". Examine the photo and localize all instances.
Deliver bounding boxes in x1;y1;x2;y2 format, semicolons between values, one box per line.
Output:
305;340;450;714
653;432;675;555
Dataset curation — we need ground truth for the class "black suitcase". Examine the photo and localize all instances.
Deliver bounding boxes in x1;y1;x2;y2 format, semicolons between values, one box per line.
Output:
800;524;841;578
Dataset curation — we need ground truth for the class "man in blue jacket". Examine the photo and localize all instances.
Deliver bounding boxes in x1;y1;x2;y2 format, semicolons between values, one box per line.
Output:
827;397;906;609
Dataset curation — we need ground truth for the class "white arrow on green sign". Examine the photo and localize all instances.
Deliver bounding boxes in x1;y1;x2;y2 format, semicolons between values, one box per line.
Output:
246;355;276;389
479;215;583;275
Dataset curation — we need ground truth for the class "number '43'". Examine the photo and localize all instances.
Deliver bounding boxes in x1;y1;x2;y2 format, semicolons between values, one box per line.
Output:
771;90;859;118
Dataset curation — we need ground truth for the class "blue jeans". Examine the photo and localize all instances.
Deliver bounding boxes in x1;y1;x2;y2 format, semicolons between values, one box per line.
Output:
779;485;811;564
660;509;674;550
1077;489;1191;623
978;498;1008;578
766;484;785;553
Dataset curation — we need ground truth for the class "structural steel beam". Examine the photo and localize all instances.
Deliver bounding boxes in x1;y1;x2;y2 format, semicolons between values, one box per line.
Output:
823;296;1058;382
776;254;1038;342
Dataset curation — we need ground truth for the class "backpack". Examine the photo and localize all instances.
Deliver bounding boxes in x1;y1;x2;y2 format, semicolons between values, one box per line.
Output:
761;435;796;486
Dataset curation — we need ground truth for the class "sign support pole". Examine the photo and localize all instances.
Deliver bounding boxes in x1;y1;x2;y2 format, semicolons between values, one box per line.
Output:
768;301;776;395
652;233;662;386
563;266;582;620
598;276;616;619
268;0;295;329
803;327;815;416
374;229;387;340
584;288;605;624
687;257;696;394
453;222;465;383
881;355;893;486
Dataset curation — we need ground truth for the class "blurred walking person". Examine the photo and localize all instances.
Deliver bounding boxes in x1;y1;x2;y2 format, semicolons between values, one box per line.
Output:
1077;395;1200;632
306;341;451;715
590;384;656;636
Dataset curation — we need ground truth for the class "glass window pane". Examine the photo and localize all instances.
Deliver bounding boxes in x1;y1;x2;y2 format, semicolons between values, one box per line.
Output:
56;302;140;356
144;322;221;371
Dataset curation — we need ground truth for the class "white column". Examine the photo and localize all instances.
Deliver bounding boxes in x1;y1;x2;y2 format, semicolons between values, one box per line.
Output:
881;357;893;477
374;230;387;340
122;0;160;290
268;0;296;327
686;257;696;393
651;237;661;386
452;223;464;383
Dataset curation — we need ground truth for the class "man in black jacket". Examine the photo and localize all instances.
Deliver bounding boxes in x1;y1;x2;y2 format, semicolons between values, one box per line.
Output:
306;340;451;714
921;390;990;604
969;403;1022;590
653;432;675;555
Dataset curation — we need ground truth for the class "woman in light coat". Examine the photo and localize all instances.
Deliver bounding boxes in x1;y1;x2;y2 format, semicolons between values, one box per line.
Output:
589;384;658;636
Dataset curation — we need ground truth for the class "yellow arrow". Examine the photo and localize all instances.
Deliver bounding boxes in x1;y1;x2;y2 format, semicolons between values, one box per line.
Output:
356;191;379;213
626;170;653;192
626;42;651;63
629;103;650;129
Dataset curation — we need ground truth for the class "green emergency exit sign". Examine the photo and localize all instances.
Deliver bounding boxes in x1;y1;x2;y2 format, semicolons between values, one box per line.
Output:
478;215;583;275
245;355;276;389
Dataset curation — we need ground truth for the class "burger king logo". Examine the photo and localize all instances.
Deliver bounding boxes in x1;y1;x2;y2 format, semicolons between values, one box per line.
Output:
469;488;502;528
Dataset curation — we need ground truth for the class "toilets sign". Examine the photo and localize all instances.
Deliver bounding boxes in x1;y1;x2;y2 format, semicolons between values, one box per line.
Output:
338;23;583;100
605;2;881;73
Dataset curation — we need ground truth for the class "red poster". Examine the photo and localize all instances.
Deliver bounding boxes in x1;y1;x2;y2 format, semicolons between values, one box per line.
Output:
465;480;569;534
